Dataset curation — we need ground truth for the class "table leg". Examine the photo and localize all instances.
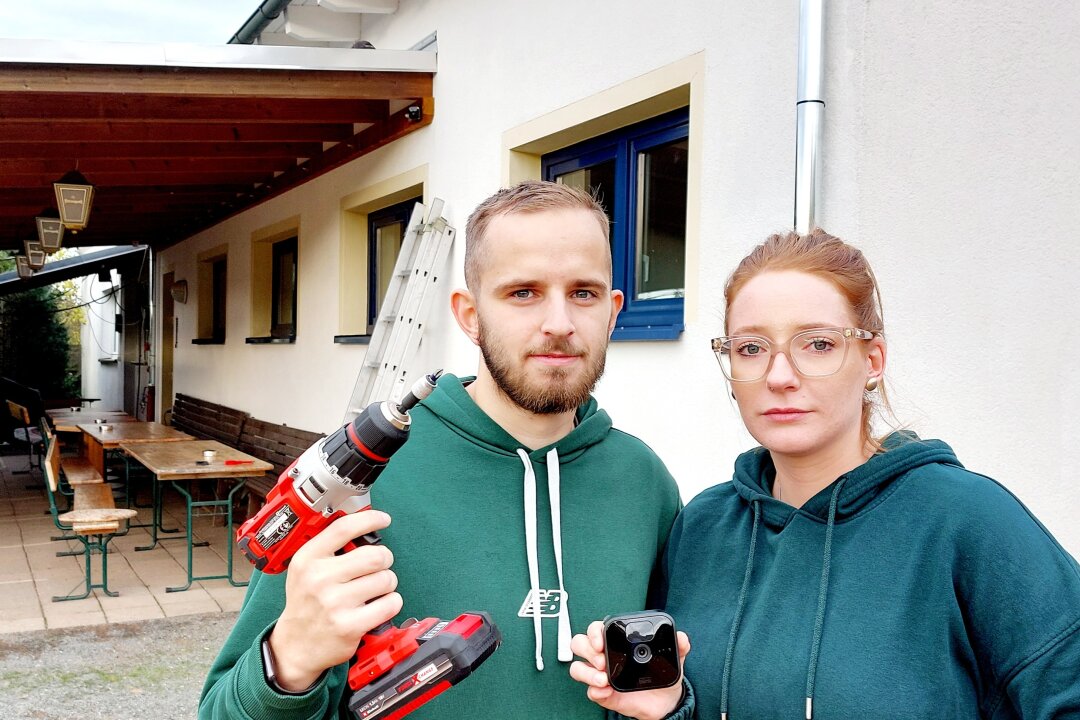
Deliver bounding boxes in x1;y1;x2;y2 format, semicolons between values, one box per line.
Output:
166;479;242;593
136;473;196;552
225;479;250;587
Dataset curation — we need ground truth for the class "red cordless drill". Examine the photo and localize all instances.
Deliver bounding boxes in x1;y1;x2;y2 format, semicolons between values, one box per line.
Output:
235;370;501;720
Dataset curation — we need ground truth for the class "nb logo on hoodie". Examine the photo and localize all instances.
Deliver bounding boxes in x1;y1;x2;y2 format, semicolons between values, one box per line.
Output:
518;589;566;618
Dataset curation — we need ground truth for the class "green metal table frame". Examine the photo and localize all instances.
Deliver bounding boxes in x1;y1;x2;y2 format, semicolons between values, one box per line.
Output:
125;454;190;551
53;532;121;602
165;478;250;593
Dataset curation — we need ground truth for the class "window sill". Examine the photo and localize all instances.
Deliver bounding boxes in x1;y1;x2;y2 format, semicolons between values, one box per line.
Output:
333;335;373;345
245;336;296;344
192;338;225;345
611;323;684;341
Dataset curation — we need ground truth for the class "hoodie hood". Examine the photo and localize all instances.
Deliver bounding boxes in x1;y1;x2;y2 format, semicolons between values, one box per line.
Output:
420;373;613;462
420;373;612;671
731;432;961;528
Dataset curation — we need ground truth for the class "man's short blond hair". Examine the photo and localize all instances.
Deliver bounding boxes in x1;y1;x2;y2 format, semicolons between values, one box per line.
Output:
464;180;611;290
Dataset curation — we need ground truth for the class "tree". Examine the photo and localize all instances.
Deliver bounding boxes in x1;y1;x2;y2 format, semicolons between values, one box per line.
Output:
0;251;81;400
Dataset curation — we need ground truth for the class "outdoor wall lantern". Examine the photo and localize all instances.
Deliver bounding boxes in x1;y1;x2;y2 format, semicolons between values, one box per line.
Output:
15;255;33;279
170;279;189;304
35;207;65;253
23;240;47;270
53;170;95;232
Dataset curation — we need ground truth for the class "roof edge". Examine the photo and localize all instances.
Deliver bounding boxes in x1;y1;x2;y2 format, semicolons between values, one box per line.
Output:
0;246;148;295
0;38;436;73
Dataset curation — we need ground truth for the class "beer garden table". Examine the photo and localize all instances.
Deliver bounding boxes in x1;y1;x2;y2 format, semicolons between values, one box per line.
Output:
119;439;273;592
78;421;193;477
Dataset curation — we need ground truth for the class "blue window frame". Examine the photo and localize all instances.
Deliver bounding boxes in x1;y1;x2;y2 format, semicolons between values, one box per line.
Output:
543;108;689;340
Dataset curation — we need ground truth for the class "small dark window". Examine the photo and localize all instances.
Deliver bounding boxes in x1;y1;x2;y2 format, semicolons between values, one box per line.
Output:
211;257;227;341
543;108;689;340
271;237;298;339
367;198;419;331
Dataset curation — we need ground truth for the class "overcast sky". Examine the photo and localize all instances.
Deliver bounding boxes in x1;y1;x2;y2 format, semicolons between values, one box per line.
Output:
0;0;259;44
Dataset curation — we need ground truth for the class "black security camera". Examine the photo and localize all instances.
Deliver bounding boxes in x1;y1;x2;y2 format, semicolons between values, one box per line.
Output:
405;105;422;122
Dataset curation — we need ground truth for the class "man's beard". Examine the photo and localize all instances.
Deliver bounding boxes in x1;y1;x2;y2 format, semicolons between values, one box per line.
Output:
477;317;608;415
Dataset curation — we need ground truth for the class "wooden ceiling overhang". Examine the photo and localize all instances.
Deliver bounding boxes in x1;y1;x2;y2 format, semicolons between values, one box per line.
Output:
0;41;435;252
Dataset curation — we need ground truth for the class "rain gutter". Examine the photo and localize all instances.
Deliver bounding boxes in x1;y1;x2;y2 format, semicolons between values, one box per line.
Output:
229;0;292;45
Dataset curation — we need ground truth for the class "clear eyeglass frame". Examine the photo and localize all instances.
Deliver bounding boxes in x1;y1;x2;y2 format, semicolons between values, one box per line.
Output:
710;327;874;382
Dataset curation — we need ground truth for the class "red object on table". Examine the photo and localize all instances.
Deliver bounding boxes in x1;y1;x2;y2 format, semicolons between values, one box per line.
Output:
224;459;254;465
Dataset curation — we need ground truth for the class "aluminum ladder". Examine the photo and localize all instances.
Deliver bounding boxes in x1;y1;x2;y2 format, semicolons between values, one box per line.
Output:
342;198;455;423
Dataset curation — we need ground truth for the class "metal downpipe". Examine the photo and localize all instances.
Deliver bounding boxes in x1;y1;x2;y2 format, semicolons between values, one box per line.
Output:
794;0;825;234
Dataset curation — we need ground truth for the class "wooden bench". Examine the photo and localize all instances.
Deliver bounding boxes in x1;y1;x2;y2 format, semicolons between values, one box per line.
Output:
236;417;325;517
60;455;105;486
169;393;249;446
43;436;137;601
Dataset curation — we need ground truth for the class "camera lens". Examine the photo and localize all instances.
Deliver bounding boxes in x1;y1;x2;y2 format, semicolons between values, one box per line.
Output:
632;643;653;664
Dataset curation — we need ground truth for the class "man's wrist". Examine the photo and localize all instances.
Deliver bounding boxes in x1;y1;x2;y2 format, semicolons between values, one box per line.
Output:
261;632;325;695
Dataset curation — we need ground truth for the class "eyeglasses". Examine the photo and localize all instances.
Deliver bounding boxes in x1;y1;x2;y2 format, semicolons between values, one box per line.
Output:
711;327;874;382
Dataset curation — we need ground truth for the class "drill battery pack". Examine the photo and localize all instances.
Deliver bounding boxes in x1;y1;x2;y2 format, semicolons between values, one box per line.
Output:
347;611;501;720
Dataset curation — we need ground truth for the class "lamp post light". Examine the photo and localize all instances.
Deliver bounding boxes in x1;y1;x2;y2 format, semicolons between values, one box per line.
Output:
23;240;47;270
15;255;33;279
53;170;95;232
35;207;65;253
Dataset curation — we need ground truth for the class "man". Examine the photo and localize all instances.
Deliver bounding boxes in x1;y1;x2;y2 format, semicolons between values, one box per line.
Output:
199;180;682;719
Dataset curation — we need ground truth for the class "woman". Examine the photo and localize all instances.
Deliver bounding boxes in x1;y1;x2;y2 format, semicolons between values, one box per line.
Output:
570;229;1080;719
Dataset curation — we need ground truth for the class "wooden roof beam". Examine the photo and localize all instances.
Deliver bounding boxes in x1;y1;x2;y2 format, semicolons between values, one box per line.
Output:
0;141;324;159
1;122;355;143
0;94;390;124
0;66;432;101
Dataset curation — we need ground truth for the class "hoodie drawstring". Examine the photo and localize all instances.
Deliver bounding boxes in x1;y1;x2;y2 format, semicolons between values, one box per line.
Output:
721;477;848;720
545;448;572;662
720;499;761;720
804;477;846;720
519;449;544;671
517;448;572;671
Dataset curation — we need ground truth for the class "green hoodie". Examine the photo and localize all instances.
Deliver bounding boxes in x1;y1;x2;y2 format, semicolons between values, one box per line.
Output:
660;432;1080;719
200;374;683;720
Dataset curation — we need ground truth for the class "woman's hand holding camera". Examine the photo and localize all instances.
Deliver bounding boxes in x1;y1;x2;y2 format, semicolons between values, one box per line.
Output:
569;620;690;720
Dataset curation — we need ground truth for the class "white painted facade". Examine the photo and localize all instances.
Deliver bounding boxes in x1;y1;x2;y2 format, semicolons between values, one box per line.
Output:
156;0;1080;553
77;264;123;412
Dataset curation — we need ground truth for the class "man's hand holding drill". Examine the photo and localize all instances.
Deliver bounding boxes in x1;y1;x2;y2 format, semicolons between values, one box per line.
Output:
268;510;404;692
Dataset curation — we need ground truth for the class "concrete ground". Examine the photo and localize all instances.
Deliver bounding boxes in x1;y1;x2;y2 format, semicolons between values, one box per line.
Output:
0;445;253;718
0;446;252;633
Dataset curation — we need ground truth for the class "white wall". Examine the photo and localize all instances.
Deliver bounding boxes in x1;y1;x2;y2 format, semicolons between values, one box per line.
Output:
78;266;123;411
158;0;1080;554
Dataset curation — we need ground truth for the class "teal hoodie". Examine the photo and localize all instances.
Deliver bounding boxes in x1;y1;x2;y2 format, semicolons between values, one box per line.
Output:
660;433;1080;719
199;374;683;720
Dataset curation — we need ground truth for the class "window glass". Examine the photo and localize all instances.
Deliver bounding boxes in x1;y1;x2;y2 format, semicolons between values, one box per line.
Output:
211;258;227;340
271;237;297;338
635;137;687;300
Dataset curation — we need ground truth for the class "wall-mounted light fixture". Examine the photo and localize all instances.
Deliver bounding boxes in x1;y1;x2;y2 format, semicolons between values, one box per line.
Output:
35;207;65;253
170;279;188;304
23;240;47;270
15;255;33;279
54;170;95;232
